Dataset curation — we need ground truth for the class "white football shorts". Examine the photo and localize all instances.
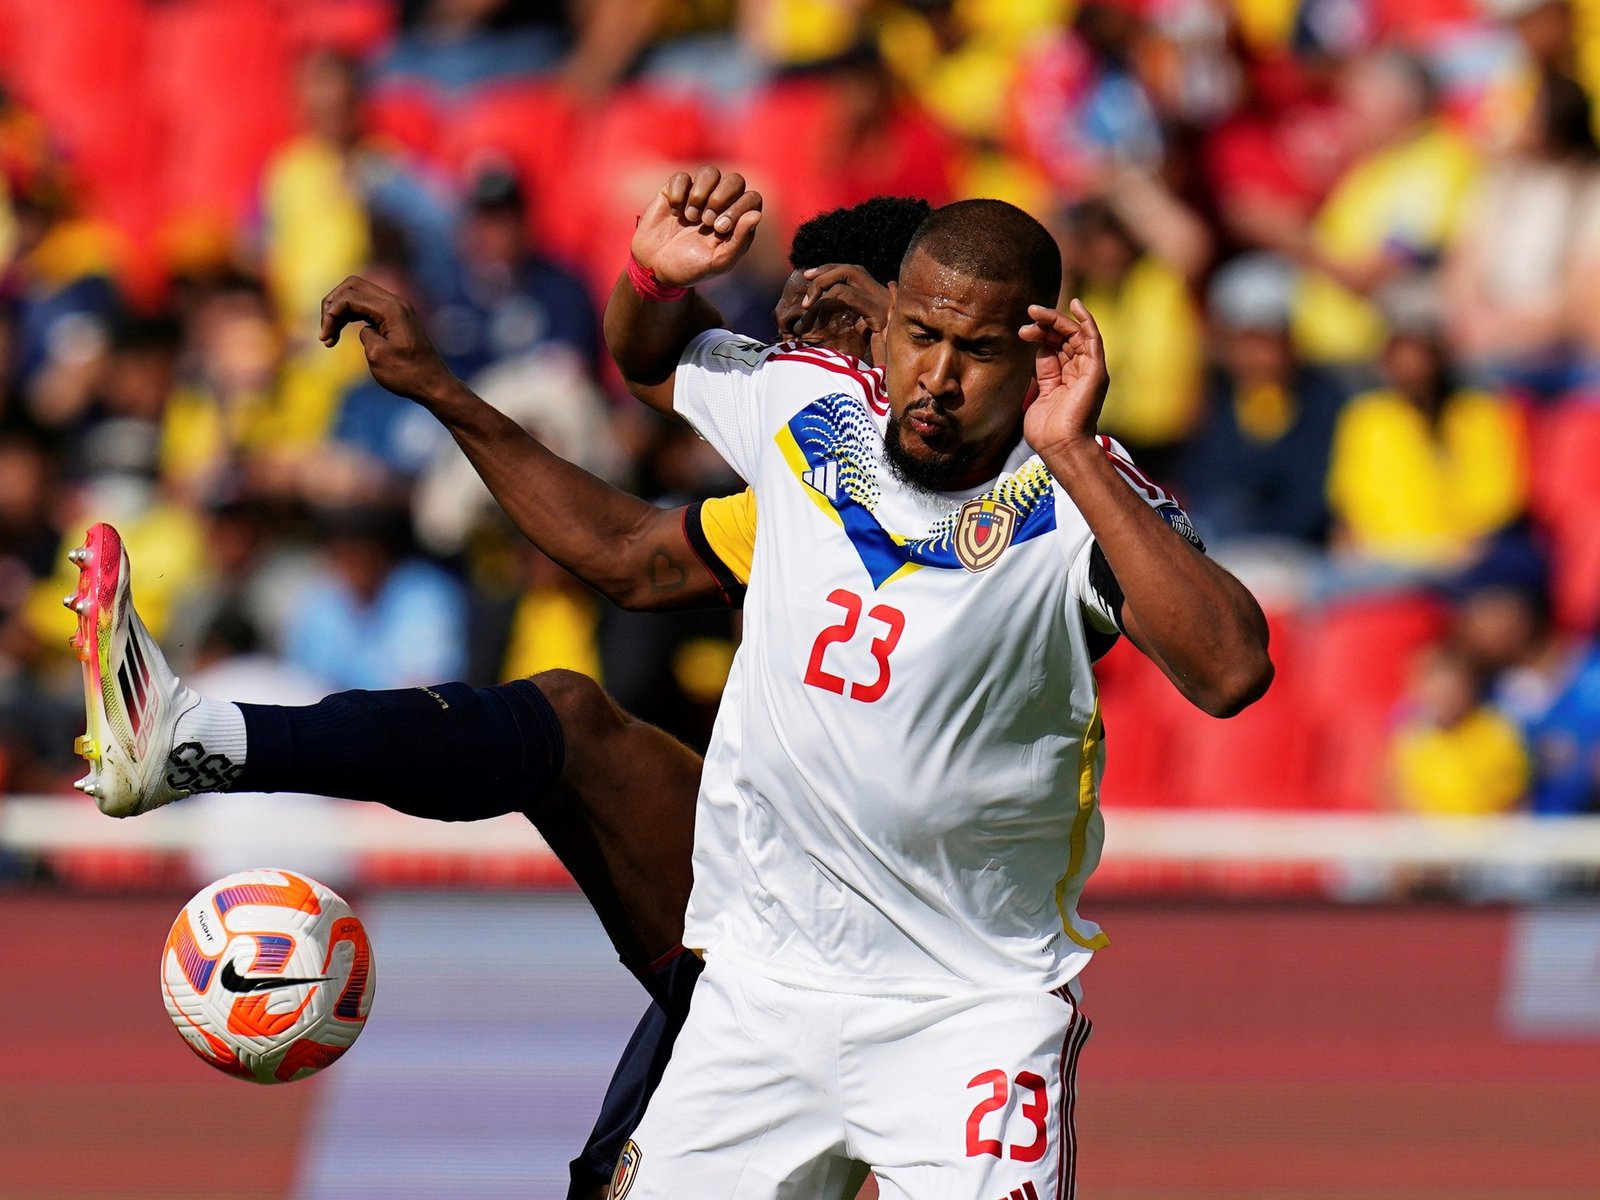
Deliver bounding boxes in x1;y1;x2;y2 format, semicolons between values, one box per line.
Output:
614;954;1091;1200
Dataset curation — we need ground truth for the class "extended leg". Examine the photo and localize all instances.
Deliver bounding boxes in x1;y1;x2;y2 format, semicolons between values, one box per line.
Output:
69;523;697;966
522;670;699;967
225;673;695;968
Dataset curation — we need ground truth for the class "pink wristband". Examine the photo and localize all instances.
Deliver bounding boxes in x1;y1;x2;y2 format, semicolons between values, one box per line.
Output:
626;255;689;303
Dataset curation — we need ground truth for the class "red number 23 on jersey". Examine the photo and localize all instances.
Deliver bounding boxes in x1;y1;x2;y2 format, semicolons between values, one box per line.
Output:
803;589;906;703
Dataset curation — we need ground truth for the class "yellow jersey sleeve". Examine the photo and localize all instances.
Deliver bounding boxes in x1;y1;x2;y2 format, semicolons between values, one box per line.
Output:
684;488;757;605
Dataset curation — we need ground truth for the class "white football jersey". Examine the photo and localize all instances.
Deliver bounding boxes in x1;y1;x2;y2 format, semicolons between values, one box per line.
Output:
675;331;1193;995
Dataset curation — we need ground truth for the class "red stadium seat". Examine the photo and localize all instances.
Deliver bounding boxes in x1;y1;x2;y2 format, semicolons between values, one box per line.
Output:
1301;592;1447;716
587;85;712;165
282;0;396;58
574;85;718;293
1097;636;1200;808
357;850;572;890
0;0;155;235
1299;592;1448;809
365;83;447;165
145;0;295;241
441;81;587;264
1529;397;1600;630
1179;611;1313;809
1528;396;1600;529
1100;610;1314;810
836;99;959;210
732;79;957;247
730;79;851;245
1549;518;1600;634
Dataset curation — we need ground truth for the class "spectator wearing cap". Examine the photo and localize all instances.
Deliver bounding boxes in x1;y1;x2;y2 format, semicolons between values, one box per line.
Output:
428;166;598;385
1325;281;1529;572
1179;254;1347;548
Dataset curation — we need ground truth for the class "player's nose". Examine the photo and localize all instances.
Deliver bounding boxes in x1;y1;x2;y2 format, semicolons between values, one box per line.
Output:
919;345;962;401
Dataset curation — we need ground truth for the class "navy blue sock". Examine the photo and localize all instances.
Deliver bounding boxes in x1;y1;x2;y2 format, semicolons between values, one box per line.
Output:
235;681;564;821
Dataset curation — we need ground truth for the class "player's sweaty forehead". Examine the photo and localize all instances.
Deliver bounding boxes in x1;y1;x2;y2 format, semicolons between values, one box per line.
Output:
893;249;1031;346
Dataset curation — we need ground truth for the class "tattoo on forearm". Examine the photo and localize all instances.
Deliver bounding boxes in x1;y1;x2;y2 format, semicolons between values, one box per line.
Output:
649;548;688;593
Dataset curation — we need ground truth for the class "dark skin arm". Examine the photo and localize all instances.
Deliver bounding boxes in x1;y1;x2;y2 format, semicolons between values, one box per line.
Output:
319;276;726;611
603;165;763;414
1022;300;1274;717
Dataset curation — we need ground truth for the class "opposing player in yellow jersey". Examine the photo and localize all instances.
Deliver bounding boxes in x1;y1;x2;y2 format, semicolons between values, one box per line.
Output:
599;167;1273;1197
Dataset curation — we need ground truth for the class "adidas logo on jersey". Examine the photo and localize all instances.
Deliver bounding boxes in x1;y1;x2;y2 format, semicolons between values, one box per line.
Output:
802;459;840;503
995;1183;1040;1200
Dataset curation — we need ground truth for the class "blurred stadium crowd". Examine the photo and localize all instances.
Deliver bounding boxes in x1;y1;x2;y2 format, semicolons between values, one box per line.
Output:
1;0;1599;826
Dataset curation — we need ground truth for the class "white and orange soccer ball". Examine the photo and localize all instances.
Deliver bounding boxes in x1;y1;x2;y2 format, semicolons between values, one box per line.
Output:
161;868;375;1084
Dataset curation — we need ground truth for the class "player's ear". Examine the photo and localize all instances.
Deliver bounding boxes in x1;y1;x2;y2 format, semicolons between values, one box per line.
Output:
885;281;897;321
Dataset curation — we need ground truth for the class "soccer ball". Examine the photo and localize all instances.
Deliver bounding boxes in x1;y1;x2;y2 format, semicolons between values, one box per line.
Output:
161;868;376;1084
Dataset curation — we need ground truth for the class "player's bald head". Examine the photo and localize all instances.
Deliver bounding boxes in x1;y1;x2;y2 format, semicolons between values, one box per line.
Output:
880;200;1060;493
899;200;1061;317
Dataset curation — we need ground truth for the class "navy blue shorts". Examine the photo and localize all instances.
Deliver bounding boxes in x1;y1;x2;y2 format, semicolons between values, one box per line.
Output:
568;948;705;1198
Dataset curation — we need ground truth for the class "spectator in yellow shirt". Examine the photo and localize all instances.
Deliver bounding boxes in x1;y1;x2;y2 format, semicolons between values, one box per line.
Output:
1326;285;1529;571
259;50;456;457
1060;197;1206;480
1269;50;1479;366
1390;643;1530;816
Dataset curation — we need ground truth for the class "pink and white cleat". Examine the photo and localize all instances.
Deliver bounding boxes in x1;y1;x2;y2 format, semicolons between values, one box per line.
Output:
65;523;202;816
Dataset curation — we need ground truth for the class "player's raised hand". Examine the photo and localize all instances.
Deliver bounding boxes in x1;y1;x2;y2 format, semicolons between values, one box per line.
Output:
1019;299;1109;457
320;276;455;405
797;264;890;334
632;166;762;289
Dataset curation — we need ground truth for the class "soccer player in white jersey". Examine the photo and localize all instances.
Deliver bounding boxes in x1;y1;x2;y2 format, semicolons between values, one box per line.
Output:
65;198;926;1199
602;167;1273;1198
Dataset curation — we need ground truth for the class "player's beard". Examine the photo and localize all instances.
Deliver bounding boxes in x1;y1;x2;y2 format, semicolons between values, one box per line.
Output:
884;412;979;496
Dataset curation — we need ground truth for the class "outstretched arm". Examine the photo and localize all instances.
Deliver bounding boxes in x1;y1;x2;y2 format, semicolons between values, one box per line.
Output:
604;166;763;415
320;277;727;611
1022;300;1273;717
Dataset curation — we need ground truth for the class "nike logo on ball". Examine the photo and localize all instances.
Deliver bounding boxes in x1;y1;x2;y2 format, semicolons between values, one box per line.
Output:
219;960;331;994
